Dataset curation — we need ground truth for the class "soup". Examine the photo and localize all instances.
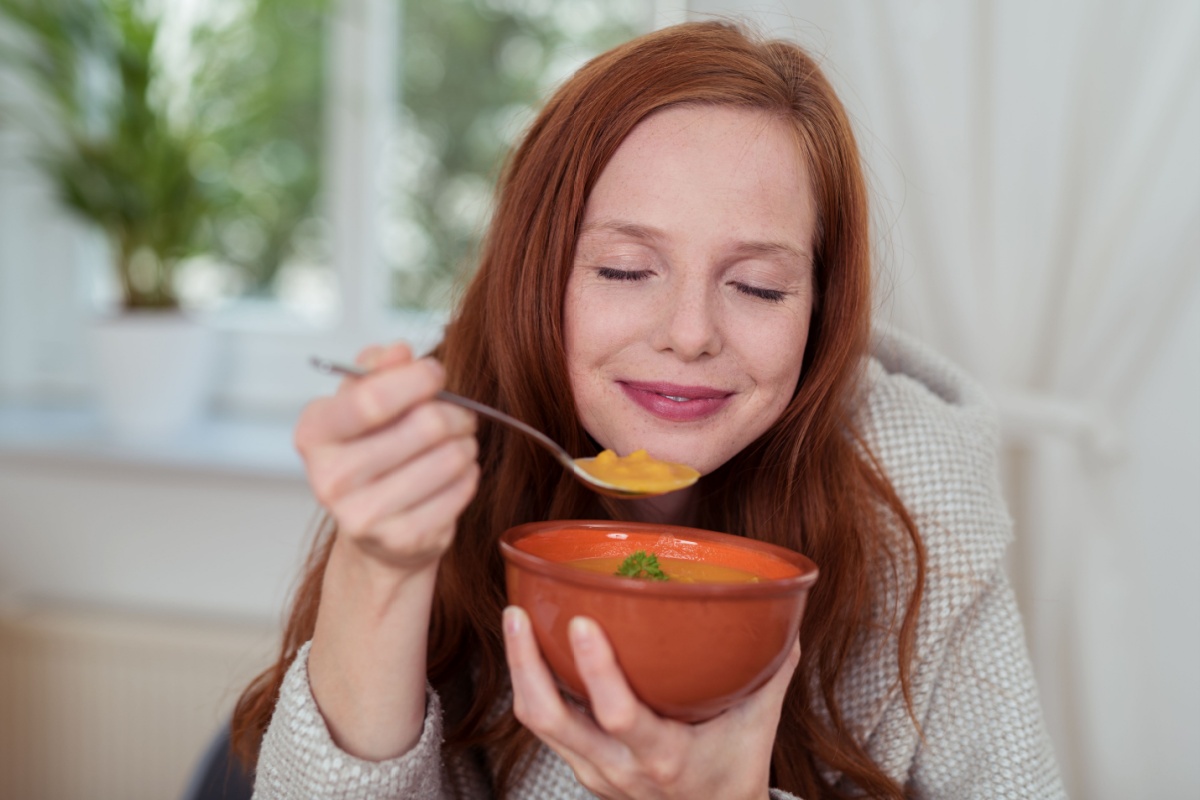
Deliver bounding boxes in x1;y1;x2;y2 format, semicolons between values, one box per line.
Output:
574;448;700;494
567;554;763;584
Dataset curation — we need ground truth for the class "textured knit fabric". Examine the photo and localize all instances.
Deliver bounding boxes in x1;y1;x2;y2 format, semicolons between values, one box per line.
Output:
253;328;1066;799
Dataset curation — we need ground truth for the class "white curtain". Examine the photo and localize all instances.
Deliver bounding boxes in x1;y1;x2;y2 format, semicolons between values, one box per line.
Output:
691;1;1200;796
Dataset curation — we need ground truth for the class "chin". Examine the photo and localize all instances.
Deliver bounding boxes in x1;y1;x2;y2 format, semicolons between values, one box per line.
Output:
639;439;736;477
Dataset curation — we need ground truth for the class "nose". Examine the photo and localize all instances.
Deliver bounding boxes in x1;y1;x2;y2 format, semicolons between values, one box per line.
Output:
654;277;722;361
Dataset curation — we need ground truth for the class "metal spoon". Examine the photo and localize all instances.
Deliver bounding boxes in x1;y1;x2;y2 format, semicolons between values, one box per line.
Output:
309;357;695;498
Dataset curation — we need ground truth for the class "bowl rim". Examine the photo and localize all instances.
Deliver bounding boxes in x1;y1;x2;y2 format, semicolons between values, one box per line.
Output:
499;519;819;598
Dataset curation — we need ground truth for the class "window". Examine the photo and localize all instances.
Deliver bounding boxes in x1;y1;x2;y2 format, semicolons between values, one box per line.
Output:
0;0;681;417
387;0;652;310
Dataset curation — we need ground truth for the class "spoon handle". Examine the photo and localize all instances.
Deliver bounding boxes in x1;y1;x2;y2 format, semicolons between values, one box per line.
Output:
309;357;575;467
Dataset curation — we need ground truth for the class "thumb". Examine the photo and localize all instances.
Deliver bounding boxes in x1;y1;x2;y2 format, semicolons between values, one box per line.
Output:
773;635;803;690
374;341;414;369
714;633;801;735
750;634;802;711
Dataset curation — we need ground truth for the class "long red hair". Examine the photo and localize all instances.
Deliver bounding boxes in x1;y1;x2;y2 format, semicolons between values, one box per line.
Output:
234;21;925;798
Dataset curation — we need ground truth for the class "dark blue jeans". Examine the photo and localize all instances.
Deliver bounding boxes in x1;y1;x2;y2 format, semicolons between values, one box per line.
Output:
181;722;253;800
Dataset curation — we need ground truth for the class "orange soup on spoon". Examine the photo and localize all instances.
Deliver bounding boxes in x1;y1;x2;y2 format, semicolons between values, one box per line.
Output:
574;448;700;495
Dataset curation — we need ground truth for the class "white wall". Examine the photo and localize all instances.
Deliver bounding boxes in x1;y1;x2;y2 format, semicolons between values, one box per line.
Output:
0;454;316;622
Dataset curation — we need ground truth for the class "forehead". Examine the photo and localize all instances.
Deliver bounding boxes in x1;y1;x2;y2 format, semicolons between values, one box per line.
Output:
581;105;816;247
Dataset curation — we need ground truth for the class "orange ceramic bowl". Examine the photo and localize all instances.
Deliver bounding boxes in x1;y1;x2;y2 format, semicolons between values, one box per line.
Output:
500;520;819;723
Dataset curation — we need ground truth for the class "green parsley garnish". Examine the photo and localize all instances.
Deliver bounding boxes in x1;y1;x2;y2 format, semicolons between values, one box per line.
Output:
615;551;669;581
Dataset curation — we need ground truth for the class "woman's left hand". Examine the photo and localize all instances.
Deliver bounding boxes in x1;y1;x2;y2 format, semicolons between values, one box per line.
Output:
503;606;800;800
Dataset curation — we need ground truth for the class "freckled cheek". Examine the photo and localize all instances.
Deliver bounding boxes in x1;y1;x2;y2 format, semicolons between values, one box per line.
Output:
739;334;807;409
568;291;650;367
564;338;614;436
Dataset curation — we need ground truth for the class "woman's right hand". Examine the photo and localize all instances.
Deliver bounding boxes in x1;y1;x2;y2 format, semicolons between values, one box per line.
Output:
299;342;479;761
296;342;480;577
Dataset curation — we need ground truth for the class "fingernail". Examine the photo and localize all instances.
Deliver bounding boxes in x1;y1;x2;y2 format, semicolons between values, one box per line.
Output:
568;617;594;652
422;357;445;383
356;346;382;369
503;606;522;636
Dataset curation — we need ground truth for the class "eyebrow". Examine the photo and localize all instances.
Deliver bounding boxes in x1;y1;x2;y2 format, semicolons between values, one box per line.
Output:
579;220;813;266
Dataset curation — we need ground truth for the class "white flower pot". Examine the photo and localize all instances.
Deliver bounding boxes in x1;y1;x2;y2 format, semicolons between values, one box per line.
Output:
89;311;217;441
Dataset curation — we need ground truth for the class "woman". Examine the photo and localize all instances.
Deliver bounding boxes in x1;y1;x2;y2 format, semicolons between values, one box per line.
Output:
233;21;1064;800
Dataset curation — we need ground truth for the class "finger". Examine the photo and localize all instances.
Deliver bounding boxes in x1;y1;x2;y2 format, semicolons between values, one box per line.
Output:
503;607;618;761
372;342;414;369
504;605;575;735
758;635;801;703
569;616;667;757
334;435;478;534
345;344;409;399
353;344;388;370
299;357;445;447
307;400;476;502
720;634;802;727
351;461;480;569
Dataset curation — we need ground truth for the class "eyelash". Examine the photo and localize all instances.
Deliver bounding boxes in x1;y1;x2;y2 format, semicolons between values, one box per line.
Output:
733;283;787;303
596;266;651;281
595;267;787;303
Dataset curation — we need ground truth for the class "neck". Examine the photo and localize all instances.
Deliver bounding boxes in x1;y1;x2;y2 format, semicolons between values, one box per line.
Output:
623;485;697;527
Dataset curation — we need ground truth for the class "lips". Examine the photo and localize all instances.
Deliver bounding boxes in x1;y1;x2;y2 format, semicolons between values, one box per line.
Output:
619;380;733;422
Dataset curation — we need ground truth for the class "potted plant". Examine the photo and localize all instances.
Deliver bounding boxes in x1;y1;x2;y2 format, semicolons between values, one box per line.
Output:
0;0;216;439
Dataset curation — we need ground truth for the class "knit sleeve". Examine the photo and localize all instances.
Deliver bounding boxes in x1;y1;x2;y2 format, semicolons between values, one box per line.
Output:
251;640;457;800
908;569;1066;799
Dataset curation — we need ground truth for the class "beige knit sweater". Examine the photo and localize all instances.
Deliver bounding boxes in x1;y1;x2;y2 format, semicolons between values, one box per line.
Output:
253;329;1066;799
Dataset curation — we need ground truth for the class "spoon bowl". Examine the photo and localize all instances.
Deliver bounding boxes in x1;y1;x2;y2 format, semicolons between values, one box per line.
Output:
309;357;697;499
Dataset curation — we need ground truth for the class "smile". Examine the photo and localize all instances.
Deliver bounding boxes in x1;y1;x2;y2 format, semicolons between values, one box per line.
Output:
619;381;733;422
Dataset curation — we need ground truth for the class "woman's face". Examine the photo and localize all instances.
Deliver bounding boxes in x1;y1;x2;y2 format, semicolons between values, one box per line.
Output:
564;105;817;477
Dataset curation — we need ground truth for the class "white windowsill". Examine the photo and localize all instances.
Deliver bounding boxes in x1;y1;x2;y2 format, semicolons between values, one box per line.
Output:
0;404;305;480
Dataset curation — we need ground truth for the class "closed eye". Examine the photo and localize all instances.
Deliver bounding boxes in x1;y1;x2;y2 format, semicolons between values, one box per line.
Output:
597;266;653;281
732;282;787;303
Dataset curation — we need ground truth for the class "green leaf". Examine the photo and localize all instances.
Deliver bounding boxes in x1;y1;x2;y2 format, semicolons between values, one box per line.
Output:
615;551;669;582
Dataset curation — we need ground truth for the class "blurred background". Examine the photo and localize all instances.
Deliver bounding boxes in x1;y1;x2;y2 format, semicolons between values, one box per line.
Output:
0;1;1194;798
